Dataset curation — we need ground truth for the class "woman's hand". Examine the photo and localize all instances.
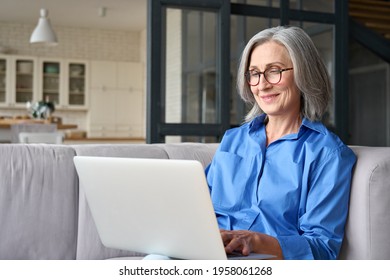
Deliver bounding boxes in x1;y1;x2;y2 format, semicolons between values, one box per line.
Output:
220;229;284;259
220;229;256;256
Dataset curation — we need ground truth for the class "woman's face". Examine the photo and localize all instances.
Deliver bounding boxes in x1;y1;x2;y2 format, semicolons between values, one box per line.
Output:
248;41;300;119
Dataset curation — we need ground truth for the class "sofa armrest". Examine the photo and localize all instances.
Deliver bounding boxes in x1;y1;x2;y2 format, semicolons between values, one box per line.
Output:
339;146;390;259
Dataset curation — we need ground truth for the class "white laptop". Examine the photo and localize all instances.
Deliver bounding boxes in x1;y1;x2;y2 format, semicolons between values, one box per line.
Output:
73;156;274;260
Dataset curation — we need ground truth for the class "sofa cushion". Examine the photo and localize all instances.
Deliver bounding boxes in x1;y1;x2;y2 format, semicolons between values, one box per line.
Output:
0;144;78;259
162;143;219;167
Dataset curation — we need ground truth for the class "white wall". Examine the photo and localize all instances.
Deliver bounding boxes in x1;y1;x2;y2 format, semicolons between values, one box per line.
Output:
165;9;182;124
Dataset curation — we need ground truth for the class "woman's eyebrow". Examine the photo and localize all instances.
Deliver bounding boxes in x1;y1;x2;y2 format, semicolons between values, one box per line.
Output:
248;62;286;70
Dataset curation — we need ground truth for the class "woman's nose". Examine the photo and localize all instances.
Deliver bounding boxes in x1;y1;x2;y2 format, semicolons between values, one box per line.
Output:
257;75;272;90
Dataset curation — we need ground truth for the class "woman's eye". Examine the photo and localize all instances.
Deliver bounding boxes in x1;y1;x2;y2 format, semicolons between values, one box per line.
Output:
268;68;280;74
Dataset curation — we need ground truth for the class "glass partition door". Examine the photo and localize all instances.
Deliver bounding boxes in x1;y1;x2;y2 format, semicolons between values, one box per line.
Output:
147;0;230;143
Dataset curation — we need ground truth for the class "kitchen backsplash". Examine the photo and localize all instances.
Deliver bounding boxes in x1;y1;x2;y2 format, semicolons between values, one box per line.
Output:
0;22;143;62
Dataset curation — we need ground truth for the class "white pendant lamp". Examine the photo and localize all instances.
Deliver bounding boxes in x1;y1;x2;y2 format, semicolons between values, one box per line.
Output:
30;9;58;46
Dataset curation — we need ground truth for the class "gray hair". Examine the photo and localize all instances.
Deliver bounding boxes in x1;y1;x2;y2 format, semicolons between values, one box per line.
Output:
237;26;331;122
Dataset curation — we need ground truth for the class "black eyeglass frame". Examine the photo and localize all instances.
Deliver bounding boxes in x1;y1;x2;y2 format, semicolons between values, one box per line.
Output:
245;67;293;86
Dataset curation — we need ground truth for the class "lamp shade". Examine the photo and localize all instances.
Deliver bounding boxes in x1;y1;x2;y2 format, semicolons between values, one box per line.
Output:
30;9;58;45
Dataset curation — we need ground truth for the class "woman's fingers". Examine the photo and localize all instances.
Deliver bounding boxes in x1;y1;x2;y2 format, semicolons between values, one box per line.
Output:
220;230;252;255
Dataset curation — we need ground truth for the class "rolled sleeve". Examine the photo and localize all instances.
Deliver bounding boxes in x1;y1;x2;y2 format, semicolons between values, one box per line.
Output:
277;235;314;260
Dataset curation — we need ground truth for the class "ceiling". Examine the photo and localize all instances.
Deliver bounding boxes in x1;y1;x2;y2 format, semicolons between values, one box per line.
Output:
0;0;147;31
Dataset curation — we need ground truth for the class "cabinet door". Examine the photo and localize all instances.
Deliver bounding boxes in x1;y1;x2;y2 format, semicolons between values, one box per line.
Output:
90;61;116;89
89;89;116;125
13;56;38;106
67;61;88;108
91;61;142;90
116;62;143;90
127;90;144;137
88;89;116;137
115;89;132;125
39;59;62;105
115;89;144;137
0;56;8;105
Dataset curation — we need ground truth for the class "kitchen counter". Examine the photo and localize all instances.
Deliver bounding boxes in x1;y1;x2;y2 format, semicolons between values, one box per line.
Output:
0;118;78;143
0;119;77;130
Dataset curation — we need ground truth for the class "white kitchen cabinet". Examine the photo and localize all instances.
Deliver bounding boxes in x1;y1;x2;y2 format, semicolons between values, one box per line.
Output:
90;61;143;90
88;60;144;138
88;88;144;138
90;61;116;89
0;55;88;110
65;60;89;109
38;58;88;110
38;58;62;105
90;90;116;125
0;56;9;104
0;55;38;108
115;89;144;137
116;61;143;90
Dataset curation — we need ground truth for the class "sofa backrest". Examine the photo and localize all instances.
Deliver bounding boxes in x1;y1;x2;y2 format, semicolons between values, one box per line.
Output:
1;143;389;260
0;144;78;259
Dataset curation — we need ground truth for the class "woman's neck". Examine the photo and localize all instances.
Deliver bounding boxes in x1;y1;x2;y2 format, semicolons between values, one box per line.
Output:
265;114;302;146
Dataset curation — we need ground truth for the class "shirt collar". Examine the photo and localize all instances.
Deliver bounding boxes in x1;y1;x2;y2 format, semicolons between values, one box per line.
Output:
249;113;327;136
300;117;327;135
248;114;267;133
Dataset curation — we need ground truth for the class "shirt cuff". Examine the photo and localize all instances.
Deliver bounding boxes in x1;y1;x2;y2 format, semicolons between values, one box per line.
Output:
277;235;314;260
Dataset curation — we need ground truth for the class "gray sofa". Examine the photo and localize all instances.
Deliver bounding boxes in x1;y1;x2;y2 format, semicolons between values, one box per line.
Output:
0;143;389;260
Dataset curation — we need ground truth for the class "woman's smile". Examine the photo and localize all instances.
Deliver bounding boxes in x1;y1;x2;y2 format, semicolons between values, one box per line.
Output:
260;93;280;103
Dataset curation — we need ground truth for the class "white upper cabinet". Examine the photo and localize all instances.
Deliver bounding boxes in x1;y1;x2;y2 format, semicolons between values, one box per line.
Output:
39;59;62;105
65;60;89;108
0;56;9;105
0;55;88;110
90;61;117;89
116;61;143;90
0;55;38;108
90;60;143;91
38;58;89;110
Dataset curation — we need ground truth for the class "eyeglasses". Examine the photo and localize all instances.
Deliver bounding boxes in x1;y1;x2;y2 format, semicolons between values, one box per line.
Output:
245;67;293;86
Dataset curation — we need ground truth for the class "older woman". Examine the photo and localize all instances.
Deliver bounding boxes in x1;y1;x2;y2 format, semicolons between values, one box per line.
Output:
205;26;356;260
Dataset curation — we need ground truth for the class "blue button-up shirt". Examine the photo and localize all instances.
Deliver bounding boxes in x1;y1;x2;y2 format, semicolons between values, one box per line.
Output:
205;114;356;259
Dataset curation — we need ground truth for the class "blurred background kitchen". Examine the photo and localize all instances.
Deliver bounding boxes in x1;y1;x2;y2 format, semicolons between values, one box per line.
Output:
0;0;146;144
